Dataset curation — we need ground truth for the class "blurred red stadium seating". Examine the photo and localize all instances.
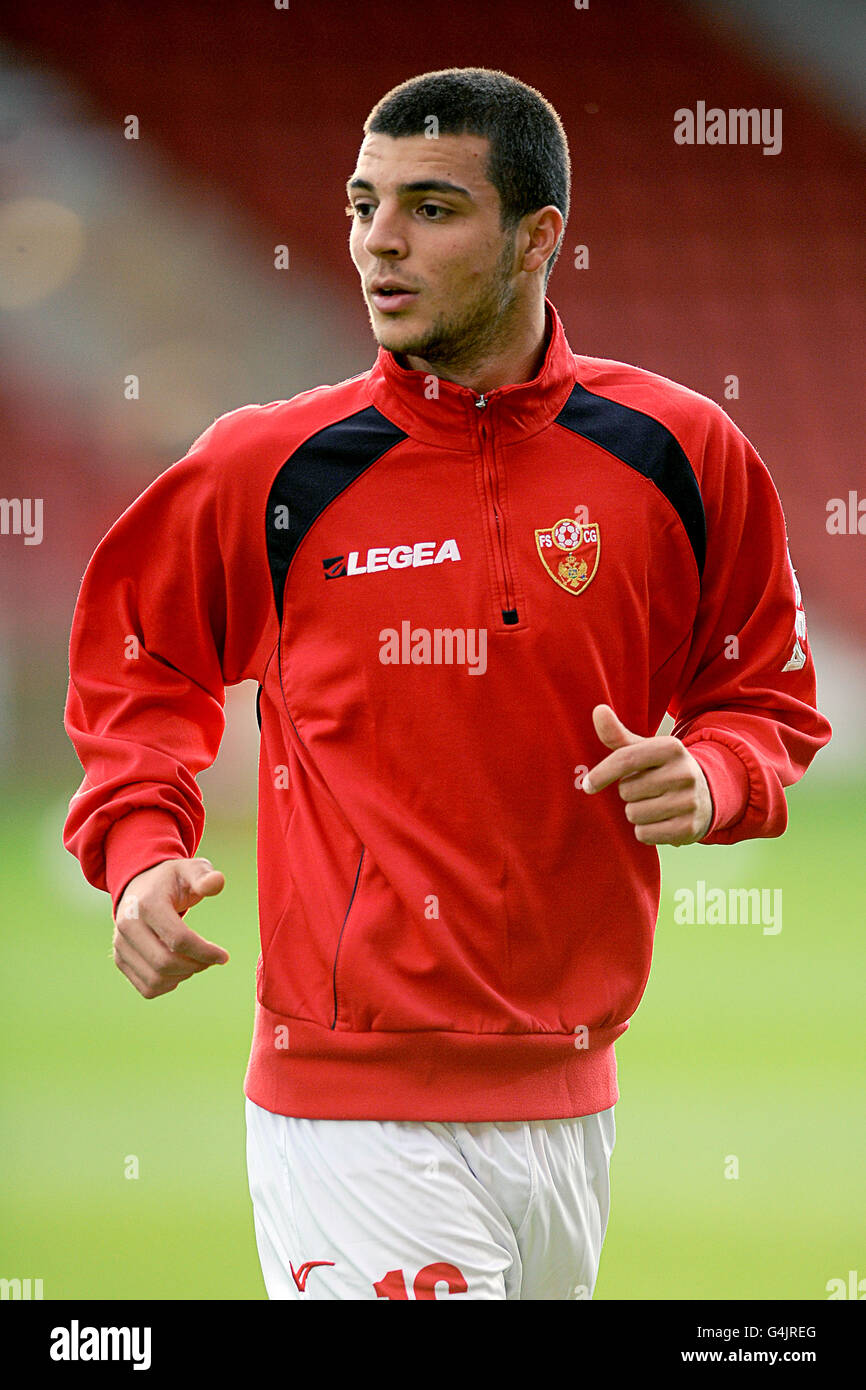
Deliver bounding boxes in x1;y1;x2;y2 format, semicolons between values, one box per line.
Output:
1;0;864;643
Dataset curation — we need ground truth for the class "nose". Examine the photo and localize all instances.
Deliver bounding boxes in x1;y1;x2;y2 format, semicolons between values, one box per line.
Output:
362;201;408;261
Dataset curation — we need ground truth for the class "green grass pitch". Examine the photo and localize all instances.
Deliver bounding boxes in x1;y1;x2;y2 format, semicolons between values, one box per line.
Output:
0;776;862;1299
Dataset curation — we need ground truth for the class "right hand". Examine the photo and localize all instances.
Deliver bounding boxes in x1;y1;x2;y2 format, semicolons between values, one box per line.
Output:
112;857;229;998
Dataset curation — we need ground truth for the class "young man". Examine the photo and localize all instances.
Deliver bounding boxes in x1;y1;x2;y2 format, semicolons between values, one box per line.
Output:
63;68;831;1301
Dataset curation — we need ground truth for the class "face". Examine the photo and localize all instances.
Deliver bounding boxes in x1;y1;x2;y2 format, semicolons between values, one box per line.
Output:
346;131;525;373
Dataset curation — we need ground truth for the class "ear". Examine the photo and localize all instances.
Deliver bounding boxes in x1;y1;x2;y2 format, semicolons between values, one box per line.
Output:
519;205;564;275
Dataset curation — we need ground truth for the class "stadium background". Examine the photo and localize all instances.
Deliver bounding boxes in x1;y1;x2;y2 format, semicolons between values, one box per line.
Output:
0;0;863;1300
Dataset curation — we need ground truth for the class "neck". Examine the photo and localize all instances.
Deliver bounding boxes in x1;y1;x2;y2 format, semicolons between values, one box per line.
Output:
403;297;550;395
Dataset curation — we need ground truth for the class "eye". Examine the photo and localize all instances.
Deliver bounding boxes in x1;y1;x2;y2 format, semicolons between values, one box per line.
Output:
346;201;375;219
417;203;450;220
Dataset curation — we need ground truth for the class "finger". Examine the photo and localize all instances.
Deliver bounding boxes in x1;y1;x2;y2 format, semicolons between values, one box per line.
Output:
113;934;190;999
116;896;228;966
591;704;642;751
113;922;206;979
583;739;673;793
122;881;229;964
121;956;182;1000
617;766;695;802
114;918;211;977
633;814;708;847
152;916;229;965
623;792;697;826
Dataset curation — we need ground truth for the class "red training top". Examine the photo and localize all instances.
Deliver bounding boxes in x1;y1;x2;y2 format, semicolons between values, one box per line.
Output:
63;300;832;1120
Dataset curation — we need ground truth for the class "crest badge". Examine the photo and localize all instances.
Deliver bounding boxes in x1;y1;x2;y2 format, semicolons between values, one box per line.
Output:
535;516;601;596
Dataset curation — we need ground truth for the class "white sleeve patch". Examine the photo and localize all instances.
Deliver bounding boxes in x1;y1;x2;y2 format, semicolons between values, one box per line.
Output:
782;639;806;671
782;545;807;671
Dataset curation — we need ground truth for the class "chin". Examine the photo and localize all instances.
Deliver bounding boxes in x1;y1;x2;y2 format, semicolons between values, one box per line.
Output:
373;323;424;356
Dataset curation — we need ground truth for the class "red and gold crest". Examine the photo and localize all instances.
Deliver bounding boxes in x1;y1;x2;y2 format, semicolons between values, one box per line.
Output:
534;516;601;596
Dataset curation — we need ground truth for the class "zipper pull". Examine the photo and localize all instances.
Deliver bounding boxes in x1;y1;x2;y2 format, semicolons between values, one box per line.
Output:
475;392;488;410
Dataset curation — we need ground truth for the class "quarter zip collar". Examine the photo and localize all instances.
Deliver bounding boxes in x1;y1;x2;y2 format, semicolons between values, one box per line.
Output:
366;298;580;450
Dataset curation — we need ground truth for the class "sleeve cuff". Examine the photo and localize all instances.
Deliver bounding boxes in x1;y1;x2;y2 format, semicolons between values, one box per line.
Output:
685;738;751;836
105;808;188;913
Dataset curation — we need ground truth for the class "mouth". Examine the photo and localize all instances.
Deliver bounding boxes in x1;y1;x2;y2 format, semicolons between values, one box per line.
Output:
369;285;419;313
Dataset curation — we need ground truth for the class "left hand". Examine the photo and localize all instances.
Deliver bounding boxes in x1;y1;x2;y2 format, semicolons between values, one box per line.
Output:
583;704;714;846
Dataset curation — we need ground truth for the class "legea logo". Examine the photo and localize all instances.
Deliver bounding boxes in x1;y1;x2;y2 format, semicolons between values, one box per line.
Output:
323;539;461;578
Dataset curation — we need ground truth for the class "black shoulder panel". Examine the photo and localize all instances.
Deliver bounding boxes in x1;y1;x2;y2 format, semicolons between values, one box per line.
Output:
266;405;407;622
555;381;706;579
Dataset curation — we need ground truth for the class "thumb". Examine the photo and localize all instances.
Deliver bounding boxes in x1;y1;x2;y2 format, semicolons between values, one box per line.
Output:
176;857;226;910
592;703;642;750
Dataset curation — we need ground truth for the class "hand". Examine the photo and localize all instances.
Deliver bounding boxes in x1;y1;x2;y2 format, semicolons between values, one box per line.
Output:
112;857;229;998
583;704;713;846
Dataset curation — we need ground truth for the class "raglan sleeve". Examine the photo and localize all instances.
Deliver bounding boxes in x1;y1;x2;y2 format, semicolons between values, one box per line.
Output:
62;410;273;912
667;402;832;844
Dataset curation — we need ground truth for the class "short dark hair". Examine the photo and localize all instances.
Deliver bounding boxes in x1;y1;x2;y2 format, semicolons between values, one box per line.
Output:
364;68;571;288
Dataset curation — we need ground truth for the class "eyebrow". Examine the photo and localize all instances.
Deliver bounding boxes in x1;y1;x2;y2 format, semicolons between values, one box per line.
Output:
346;177;474;200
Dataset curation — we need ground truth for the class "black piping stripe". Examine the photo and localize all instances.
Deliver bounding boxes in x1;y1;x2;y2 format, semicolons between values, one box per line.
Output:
330;847;365;1029
266;405;408;624
555;381;706;579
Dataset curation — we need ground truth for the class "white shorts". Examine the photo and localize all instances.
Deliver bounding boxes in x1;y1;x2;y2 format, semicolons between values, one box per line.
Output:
245;1097;616;1300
